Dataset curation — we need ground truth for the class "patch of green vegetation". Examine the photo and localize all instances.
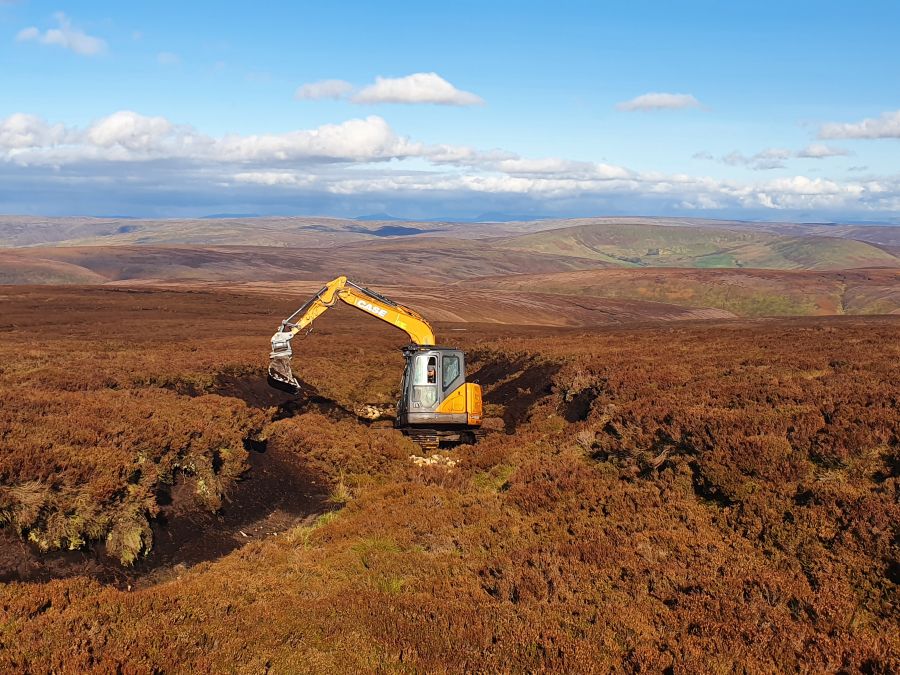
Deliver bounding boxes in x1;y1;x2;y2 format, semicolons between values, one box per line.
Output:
374;574;406;594
472;464;516;492
285;510;343;548
315;511;341;528
329;471;352;504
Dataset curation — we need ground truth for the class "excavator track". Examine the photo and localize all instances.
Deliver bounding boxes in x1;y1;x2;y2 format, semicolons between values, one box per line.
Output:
404;429;443;451
404;428;483;450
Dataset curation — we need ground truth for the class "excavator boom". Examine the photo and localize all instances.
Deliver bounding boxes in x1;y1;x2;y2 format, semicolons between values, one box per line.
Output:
268;276;435;393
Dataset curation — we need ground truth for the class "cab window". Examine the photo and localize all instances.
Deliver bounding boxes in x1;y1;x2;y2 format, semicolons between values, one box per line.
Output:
441;354;460;390
411;354;438;406
412;354;436;385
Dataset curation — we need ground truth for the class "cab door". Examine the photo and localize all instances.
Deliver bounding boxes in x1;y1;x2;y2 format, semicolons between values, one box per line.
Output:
440;351;464;402
409;351;440;411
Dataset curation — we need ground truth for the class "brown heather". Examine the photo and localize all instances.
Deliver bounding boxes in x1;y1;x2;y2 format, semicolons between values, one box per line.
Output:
0;285;897;672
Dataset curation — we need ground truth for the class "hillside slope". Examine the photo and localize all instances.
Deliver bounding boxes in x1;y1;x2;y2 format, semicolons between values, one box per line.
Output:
494;222;900;270
1;247;898;317
469;268;900;317
0;242;615;285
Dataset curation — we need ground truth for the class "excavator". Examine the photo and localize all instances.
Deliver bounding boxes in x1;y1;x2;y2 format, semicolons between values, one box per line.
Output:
268;276;483;449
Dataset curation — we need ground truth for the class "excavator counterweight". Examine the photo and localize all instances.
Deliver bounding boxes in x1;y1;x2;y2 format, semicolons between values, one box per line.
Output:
268;276;483;449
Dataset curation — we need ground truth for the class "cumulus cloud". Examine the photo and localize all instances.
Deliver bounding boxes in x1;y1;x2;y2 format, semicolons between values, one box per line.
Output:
86;111;177;151
15;12;107;56
352;72;483;106
616;92;703;112
819;110;900;139
226;165;896;215
215;116;424;162
0;113;69;150
2;109;898;218
294;73;483;106
0;111;426;165
295;79;354;100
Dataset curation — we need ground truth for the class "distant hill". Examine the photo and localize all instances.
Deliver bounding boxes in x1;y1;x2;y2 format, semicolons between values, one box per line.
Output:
352;225;431;237
0;241;613;285
472;212;554;222
1;214;898;261
354;213;408;221
0;215;560;248
0;251;108;284
493;221;900;270
0;216;898;283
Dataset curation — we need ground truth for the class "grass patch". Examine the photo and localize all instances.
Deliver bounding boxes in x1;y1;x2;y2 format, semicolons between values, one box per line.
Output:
472;464;516;492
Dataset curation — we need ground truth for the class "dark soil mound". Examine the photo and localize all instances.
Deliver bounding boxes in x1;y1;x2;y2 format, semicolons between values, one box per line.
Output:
0;444;328;588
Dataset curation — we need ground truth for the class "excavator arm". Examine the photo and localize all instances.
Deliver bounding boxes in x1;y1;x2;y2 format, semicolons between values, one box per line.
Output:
268;276;436;393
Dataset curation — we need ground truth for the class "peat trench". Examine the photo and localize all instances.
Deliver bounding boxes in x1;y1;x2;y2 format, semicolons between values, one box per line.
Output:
470;355;563;432
1;360;565;588
0;378;348;589
0;442;330;589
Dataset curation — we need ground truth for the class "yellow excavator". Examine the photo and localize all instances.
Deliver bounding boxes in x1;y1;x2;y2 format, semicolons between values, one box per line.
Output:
268;276;483;449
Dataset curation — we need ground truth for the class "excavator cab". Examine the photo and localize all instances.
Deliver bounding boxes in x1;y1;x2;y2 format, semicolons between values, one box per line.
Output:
398;347;482;426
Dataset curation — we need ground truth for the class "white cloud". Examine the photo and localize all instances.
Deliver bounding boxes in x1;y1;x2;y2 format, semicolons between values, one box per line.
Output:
616;92;703;112
227;165;896;215
233;171;317;187
157;51;180;66
15;12;107;56
0;113;69;150
744;176;867;210
86;111;176;151
717;144;851;170
0;111;424;165
293;73;484;106
796;143;850;159
721;148;791;171
2;109;898;217
214;116;423;162
352;72;483;106
295;79;354;100
819;110;900;139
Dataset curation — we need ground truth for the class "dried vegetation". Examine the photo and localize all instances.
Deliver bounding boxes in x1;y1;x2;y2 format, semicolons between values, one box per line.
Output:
0;286;897;672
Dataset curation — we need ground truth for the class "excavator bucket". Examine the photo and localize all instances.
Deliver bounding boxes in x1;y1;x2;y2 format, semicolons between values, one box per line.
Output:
268;330;301;394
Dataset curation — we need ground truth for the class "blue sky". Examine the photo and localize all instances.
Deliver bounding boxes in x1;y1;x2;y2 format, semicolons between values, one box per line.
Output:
1;0;898;219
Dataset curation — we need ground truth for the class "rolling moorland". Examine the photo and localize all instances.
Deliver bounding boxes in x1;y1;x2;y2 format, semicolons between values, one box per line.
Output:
0;215;899;322
0;215;897;671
